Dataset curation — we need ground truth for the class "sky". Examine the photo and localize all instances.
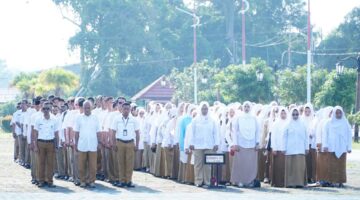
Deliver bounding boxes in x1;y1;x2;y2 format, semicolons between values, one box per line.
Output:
0;0;359;72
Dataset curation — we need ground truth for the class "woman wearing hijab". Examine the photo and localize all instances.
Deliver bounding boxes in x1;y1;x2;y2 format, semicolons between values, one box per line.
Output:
270;107;288;187
218;107;231;184
177;104;196;183
149;103;162;175
323;106;352;187
189;102;220;187
162;108;177;178
301;103;316;183
257;105;271;183
315;107;333;186
183;108;198;184
229;101;260;187
283;108;308;188
171;102;185;180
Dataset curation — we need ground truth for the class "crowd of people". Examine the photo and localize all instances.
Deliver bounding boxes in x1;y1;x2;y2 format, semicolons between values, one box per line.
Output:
10;95;353;189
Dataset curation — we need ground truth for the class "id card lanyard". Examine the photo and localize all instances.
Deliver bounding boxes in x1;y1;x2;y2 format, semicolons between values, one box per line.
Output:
122;117;129;136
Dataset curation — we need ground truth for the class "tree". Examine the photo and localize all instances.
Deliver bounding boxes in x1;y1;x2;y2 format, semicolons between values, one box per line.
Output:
215;57;275;103
11;72;38;98
275;65;327;105
316;7;360;69
314;69;356;113
37;68;79;96
168;60;220;103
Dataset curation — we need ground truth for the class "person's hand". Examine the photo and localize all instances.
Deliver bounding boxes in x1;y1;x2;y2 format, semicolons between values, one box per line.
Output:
213;145;218;152
112;144;118;152
309;135;313;139
189;145;195;151
34;144;39;153
323;147;329;152
134;145;139;151
185;148;190;154
348;150;352;153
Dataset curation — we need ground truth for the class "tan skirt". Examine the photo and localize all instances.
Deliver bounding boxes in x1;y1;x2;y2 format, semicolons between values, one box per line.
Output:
328;153;347;183
178;162;186;182
154;144;165;177
171;145;180;179
306;148;317;181
149;146;156;174
285;155;307;187
271;153;285;187
134;149;143;170
164;147;174;177
142;143;151;168
257;149;267;181
230;147;258;185
185;153;194;184
316;152;331;181
220;152;231;183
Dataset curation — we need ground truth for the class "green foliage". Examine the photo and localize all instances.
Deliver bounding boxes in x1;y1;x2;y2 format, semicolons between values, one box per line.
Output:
348;112;360;125
0;101;17;117
1;115;12;133
314;69;356;113
275;66;327;105
216;58;275;103
12;69;79;98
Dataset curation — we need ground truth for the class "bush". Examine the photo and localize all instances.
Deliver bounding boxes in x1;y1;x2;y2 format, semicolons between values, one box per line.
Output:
0;101;17;117
1;115;12;133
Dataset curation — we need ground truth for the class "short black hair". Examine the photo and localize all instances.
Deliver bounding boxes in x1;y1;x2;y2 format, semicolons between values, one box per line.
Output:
87;97;95;104
34;99;41;106
118;96;126;101
122;101;131;107
78;97;86;107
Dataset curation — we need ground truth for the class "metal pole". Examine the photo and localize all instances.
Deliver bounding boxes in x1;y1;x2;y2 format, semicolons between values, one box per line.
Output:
242;0;246;66
193;1;198;105
306;0;311;103
355;56;360;142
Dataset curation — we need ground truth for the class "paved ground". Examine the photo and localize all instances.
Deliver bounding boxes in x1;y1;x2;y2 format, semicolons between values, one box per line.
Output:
1;135;360;200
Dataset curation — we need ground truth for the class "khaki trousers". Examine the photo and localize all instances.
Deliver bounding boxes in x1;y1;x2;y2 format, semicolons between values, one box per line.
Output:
24;142;31;165
164;147;174;177
14;135;19;160
193;149;213;186
72;149;79;181
30;149;38;180
116;140;135;183
106;148;119;181
78;151;97;184
56;147;66;176
37;141;55;184
17;136;25;162
66;147;73;177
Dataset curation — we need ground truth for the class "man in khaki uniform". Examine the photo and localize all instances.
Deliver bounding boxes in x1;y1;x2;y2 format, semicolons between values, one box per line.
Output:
75;101;101;188
111;102;140;188
34;102;59;188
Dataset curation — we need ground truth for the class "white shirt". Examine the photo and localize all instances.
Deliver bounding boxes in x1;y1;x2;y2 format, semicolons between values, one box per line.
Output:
284;120;309;155
111;115;140;141
162;118;176;147
11;110;22;136
189;115;220;150
35;115;59;140
270;119;288;151
231;113;260;148
74;114;100;152
24;108;36;143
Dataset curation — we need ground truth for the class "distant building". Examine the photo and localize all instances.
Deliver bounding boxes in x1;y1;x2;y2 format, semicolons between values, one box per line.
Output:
131;75;175;104
0;87;20;103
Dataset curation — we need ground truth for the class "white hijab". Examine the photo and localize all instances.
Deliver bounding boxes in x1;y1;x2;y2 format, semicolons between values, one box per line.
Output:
238;101;257;140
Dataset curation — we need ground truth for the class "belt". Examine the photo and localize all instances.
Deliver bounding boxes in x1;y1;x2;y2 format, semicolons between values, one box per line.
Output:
117;139;134;143
38;139;55;143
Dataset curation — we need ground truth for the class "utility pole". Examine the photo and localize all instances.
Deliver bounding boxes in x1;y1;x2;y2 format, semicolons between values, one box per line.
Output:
306;0;312;103
241;0;246;66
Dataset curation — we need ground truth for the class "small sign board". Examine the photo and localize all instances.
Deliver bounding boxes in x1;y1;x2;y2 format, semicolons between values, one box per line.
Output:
204;154;225;165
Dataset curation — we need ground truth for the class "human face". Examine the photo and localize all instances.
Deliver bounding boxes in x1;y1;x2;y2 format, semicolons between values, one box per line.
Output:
155;104;161;112
201;104;208;116
42;105;51;116
335;109;343;119
292;109;299;120
52;106;59;115
139;111;145;118
21;101;28;111
122;105;131;117
84;102;92;116
304;107;311;117
280;110;287;120
229;109;235;118
244;104;250;113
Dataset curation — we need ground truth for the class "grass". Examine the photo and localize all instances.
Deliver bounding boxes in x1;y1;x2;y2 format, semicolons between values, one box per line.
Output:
353;141;360;150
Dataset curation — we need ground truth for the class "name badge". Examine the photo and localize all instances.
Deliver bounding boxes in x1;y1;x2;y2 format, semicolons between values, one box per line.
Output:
123;129;128;136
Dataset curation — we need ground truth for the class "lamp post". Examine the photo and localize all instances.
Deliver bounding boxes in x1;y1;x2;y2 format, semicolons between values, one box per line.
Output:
337;55;360;142
175;4;200;104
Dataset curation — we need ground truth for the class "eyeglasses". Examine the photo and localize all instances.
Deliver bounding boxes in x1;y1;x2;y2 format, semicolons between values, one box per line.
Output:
292;113;299;116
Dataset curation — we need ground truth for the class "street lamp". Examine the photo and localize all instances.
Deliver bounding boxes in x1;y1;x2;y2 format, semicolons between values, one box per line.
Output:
337;54;360;142
336;62;345;75
201;77;208;84
256;70;264;82
175;5;200;104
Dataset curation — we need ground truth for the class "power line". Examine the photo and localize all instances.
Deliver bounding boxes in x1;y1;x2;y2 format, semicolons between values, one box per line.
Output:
291;51;360;56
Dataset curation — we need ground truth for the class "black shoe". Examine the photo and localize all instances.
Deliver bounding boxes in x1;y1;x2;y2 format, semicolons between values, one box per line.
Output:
37;183;45;188
31;180;36;184
116;182;126;188
126;182;135;188
48;183;56;188
74;181;81;186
